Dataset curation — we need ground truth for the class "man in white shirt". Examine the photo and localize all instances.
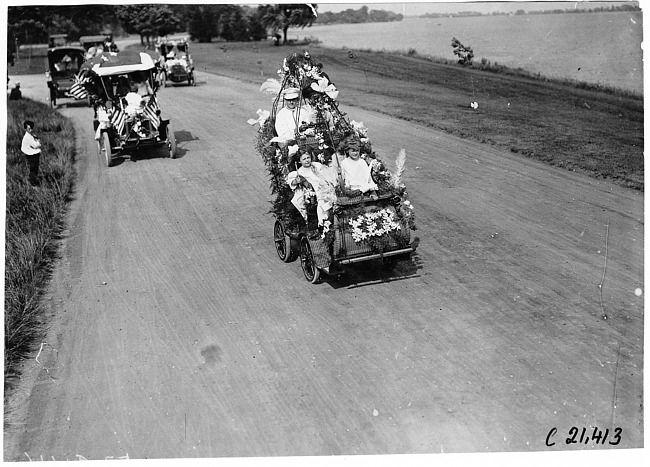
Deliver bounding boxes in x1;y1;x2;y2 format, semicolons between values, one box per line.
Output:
274;87;315;145
21;120;42;186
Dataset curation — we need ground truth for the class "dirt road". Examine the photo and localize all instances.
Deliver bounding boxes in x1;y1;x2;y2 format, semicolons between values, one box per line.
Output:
4;70;643;460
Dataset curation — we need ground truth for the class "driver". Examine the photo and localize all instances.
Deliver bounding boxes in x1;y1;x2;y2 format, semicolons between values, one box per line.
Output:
274;87;315;146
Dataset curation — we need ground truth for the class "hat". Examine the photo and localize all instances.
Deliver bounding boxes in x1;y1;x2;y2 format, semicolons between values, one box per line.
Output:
282;87;300;100
15;82;20;87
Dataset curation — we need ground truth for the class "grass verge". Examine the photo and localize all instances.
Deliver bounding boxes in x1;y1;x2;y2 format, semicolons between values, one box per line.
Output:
179;41;643;190
4;99;76;384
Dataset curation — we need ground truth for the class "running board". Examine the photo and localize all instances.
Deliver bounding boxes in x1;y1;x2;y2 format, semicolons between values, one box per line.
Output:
335;247;413;266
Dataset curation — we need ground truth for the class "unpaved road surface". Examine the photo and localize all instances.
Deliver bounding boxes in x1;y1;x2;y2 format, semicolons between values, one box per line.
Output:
4;69;643;461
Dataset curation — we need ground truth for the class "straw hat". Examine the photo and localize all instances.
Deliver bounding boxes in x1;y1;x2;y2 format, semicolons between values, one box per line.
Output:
282;87;300;99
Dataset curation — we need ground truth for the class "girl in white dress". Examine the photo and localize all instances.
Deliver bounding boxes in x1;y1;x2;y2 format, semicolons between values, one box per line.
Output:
286;152;337;225
340;143;378;196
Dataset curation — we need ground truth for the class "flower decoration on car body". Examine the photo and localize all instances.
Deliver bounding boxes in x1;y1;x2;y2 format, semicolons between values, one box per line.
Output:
320;219;332;239
311;77;339;99
254;51;418;240
350;120;367;138
248;108;270;128
349;208;401;243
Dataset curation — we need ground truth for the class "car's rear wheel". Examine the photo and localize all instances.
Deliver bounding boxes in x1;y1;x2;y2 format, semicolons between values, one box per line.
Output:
300;237;321;284
274;220;297;263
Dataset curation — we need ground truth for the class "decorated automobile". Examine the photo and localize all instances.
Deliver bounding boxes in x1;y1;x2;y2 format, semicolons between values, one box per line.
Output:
155;37;195;87
46;46;87;107
250;51;417;284
79;51;177;167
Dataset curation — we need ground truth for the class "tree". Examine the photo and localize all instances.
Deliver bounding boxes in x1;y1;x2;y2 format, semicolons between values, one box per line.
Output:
150;6;183;39
451;37;474;66
8;5;118;44
186;5;225;42
258;4;318;44
116;5;181;45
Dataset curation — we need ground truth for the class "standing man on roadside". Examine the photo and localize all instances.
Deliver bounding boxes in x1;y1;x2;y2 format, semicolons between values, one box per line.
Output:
21;120;42;187
9;82;22;100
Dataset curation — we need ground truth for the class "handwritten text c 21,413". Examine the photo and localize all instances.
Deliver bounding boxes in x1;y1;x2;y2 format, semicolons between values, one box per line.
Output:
545;427;622;447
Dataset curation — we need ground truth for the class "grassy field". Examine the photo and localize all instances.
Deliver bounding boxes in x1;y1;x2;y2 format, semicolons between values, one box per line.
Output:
4;99;76;383
9;41;643;190
184;41;643;190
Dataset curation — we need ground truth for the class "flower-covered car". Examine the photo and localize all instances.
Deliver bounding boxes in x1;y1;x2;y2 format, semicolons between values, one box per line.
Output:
80;52;177;167
250;51;417;283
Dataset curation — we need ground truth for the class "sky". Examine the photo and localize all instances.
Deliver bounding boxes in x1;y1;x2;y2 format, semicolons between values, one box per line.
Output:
316;1;641;15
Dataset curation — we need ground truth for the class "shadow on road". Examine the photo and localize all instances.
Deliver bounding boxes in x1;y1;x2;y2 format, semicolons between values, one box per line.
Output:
323;247;423;289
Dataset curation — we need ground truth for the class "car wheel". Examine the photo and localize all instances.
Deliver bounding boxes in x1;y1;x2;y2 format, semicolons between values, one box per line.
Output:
274;220;297;263
100;131;114;167
300;237;321;284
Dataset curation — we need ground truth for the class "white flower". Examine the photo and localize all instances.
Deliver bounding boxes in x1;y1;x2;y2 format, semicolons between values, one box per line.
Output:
288;145;299;156
350;120;368;137
247;109;270;127
310;77;339;99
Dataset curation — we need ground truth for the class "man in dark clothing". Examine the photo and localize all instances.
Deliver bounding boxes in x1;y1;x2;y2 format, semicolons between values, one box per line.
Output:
9;82;22;100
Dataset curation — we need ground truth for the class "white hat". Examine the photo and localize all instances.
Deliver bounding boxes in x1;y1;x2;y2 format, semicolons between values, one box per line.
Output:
282;87;300;99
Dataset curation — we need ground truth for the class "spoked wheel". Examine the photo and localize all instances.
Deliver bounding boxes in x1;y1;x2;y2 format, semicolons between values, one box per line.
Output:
166;122;177;158
274;220;296;263
99;131;114;167
300;237;321;284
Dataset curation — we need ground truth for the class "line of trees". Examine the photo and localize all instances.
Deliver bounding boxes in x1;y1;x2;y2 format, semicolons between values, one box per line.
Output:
316;6;403;24
7;4;319;49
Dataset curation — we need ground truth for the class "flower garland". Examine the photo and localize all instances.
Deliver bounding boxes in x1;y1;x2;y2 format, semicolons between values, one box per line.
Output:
250;50;418;239
349;207;401;241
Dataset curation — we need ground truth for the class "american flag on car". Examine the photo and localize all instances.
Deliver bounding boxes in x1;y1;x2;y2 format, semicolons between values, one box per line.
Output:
69;73;90;99
143;96;160;128
111;108;126;134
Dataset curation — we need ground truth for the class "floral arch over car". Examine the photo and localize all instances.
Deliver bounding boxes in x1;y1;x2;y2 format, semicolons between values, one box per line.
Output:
250;51;416;283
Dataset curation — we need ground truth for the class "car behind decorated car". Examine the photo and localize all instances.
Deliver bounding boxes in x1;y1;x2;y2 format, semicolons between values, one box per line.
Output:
46;46;87;107
80;52;177;167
